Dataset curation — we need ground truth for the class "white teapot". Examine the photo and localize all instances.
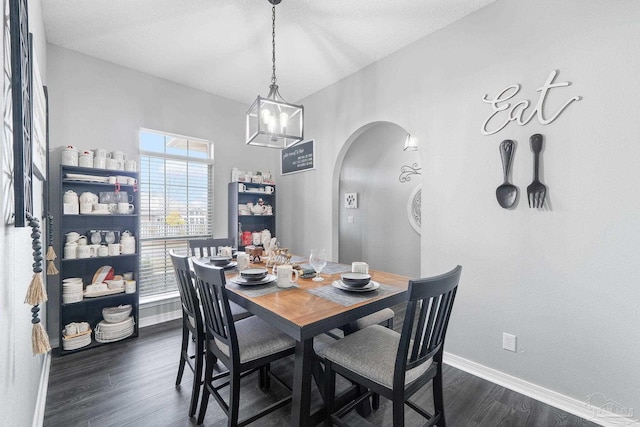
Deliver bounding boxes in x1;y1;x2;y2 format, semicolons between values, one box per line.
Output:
251;204;265;215
79;192;98;204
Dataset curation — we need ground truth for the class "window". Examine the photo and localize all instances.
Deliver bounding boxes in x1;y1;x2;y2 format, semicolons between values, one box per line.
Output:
138;129;213;297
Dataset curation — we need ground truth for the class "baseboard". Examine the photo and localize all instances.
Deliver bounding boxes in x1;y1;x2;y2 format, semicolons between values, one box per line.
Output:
138;309;181;328
444;352;639;427
32;352;51;427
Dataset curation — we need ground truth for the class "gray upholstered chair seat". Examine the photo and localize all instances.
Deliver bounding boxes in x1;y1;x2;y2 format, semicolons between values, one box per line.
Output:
319;325;432;388
215;316;296;363
355;308;394;330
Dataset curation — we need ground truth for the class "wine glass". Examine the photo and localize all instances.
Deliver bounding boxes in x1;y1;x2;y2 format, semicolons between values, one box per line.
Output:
309;249;327;282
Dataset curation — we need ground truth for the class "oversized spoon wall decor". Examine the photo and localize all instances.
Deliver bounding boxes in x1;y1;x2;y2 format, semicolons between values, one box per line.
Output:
496;139;518;208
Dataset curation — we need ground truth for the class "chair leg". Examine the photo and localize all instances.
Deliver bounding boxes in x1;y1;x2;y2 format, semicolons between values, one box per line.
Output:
433;367;446;427
259;363;271;391
188;334;204;417
371;393;380;410
196;351;216;424
176;324;189;386
392;397;404;427
228;370;241;427
324;361;336;427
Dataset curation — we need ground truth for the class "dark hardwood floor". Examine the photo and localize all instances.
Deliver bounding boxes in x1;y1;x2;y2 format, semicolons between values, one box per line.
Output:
44;306;598;427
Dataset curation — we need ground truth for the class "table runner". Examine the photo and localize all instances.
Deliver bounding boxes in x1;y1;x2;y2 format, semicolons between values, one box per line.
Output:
307;282;396;306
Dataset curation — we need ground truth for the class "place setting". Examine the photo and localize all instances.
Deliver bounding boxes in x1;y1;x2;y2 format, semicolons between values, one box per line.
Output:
206;255;238;270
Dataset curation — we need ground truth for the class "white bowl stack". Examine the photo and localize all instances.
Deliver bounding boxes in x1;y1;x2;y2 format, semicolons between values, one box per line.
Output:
62;278;84;304
95;305;134;343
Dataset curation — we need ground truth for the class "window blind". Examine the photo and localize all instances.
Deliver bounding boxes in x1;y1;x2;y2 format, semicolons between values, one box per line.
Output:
138;131;213;297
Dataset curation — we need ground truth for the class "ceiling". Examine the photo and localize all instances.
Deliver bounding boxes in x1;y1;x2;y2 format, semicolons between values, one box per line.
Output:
42;0;496;105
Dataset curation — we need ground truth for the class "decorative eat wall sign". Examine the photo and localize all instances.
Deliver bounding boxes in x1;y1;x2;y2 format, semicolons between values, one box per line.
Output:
481;70;581;136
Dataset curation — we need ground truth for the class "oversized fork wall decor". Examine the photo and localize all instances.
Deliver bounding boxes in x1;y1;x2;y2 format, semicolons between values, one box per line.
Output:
496;133;547;209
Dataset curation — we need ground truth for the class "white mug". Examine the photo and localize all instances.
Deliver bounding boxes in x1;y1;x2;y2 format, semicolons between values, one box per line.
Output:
112;151;126;161
218;246;233;257
93;156;107;169
352;262;369;274
264;186;274;194
64;323;79;336
236;252;249;270
125;280;136;294
94;148;110;158
106;158;123;170
63;245;77;259
127;177;137;186
238;183;246;192
98;245;109;257
117;203;134;214
123;272;134;280
108;243;120;256
77;245;93;259
108;176;117;184
276;264;298;288
124;159;137;171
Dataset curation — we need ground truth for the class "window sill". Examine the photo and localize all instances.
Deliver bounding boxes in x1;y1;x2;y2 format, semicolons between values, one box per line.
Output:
140;291;180;308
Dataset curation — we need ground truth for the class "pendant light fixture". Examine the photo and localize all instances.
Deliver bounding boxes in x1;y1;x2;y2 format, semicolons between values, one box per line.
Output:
246;0;304;149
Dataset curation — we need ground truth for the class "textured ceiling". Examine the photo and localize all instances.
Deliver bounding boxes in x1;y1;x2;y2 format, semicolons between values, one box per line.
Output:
43;0;496;104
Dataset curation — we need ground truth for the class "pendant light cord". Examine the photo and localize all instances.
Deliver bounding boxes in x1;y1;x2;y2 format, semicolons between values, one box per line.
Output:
271;4;277;86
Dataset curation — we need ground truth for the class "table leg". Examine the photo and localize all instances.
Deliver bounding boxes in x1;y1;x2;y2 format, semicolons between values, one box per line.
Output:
291;339;314;427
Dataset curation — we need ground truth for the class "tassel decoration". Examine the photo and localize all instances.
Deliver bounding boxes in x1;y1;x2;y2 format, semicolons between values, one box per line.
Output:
46;214;58;276
25;213;51;355
31;305;51;354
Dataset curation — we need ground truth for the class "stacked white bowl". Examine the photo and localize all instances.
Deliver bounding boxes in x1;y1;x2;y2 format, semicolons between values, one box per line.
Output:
62;278;84;304
95;305;134;343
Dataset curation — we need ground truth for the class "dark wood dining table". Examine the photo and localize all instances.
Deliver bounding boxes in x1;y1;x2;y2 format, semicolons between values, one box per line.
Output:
223;260;409;427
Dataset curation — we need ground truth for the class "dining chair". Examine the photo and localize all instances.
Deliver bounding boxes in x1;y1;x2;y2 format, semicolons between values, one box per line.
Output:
192;257;296;426
170;251;253;418
188;239;252;321
189;237;234;258
170;250;206;418
321;265;462;427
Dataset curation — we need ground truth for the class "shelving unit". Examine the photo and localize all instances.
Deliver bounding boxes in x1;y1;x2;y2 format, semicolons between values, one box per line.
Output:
228;182;276;250
57;165;140;355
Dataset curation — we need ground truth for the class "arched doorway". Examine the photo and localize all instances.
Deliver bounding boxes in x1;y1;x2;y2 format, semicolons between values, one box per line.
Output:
336;122;421;278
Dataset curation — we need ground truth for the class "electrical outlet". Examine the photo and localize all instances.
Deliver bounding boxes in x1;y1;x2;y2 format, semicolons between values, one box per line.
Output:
503;333;516;352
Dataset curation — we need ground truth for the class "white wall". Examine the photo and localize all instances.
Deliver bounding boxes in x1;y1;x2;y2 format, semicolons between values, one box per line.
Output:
279;0;640;417
0;1;49;426
338;122;420;278
46;45;279;339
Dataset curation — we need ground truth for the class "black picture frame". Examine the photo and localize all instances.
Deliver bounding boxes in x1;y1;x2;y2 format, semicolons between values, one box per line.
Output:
9;0;31;227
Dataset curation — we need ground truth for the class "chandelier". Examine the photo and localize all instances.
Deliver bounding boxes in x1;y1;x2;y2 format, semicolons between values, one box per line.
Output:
246;0;304;149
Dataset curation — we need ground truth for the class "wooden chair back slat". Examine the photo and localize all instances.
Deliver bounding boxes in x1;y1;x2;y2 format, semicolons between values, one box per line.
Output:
170;251;202;327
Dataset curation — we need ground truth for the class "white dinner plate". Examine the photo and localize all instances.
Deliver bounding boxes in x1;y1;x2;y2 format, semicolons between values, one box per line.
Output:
84;288;125;298
331;280;380;292
229;274;276;286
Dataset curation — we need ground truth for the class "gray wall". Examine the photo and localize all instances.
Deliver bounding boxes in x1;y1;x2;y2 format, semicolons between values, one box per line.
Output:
0;1;49;426
278;0;640;415
46;45;279;340
339;122;420;278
